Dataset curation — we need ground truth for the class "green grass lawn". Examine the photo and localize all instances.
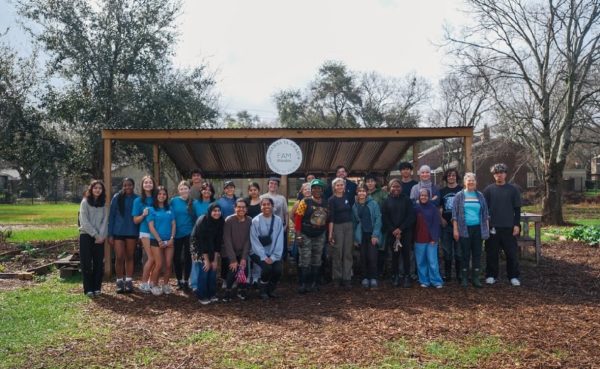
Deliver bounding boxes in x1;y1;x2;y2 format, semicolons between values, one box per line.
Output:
0;202;79;225
0;203;79;243
0;275;107;369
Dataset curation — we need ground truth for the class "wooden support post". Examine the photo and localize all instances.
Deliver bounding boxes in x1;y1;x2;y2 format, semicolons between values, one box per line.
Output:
103;139;112;280
153;144;160;185
412;142;420;179
281;175;288;202
464;135;473;172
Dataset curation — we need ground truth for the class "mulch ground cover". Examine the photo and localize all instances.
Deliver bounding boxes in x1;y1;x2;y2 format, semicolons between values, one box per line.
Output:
19;242;600;368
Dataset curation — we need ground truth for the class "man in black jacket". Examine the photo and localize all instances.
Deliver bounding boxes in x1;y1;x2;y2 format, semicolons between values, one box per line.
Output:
382;178;416;287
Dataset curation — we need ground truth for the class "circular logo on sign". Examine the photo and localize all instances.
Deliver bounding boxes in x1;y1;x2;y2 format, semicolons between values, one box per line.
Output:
266;139;303;175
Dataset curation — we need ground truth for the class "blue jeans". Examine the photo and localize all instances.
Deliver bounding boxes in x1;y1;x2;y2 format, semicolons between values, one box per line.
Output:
190;261;200;290
195;262;216;300
414;242;443;286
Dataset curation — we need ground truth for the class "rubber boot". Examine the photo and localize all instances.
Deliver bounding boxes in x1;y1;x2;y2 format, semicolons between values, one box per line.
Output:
402;275;412;288
259;281;269;300
455;260;461;281
472;268;482;288
297;267;309;294
308;266;319;292
392;274;400;287
267;281;279;298
444;260;452;282
460;269;468;288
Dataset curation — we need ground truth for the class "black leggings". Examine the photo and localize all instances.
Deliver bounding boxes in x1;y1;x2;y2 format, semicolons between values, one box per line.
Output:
250;254;282;284
174;236;192;281
80;234;104;293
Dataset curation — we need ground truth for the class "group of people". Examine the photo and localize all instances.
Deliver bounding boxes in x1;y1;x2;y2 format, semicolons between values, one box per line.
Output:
77;162;523;303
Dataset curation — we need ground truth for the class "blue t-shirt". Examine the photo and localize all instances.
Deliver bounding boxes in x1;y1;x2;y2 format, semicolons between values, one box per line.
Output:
170;197;194;238
147;207;175;241
216;196;236;218
132;196;154;234
193;199;211;218
464;191;481;226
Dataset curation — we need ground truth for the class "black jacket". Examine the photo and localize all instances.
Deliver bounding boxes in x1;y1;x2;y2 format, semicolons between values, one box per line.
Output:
381;193;415;233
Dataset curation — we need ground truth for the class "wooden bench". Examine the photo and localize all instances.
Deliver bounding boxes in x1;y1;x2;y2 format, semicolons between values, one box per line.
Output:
518;212;542;265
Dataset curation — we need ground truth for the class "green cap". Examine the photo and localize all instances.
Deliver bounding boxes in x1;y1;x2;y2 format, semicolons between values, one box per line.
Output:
310;178;326;188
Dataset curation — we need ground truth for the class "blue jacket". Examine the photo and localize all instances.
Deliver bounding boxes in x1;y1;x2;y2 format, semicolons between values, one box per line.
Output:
108;193;139;237
452;190;490;240
352;198;382;244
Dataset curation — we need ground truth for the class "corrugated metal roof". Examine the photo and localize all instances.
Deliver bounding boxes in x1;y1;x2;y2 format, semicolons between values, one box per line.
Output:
103;127;473;178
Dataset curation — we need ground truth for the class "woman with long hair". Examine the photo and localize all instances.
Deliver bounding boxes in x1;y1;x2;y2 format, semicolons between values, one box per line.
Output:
170;180;194;291
132;175;157;293
245;182;262;219
193;182;215;218
79;180;108;297
147;186;176;295
191;203;224;304
108;178;138;293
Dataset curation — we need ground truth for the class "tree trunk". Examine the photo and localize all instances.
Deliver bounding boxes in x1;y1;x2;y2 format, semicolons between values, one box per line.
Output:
541;161;566;225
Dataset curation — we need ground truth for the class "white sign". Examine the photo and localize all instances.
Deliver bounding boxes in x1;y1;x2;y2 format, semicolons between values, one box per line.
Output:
266;139;303;175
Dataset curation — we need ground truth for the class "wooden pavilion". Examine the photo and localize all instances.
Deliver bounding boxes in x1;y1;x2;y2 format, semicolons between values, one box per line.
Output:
100;126;474;277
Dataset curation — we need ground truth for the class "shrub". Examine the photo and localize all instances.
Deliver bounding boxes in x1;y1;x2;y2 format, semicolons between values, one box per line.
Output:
562;226;600;247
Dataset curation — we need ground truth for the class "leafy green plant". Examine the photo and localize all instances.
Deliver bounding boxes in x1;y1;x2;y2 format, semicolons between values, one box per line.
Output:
562;226;600;247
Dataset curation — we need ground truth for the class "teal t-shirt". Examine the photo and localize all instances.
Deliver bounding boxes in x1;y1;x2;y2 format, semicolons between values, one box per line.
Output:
147;207;175;240
132;196;154;233
170;196;194;238
193;199;211;218
464;191;481;226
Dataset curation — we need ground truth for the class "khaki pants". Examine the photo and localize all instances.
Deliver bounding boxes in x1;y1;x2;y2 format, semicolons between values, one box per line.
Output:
331;222;354;281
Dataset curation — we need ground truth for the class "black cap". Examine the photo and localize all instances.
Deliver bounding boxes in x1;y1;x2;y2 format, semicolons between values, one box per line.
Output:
223;180;235;188
490;163;508;174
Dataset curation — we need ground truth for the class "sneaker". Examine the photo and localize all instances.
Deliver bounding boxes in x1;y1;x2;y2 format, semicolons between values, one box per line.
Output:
434;284;443;289
116;280;125;294
199;298;211;305
420;283;429;288
93;290;101;296
361;278;369;288
151;286;163;296
85;291;94;298
210;296;219;302
510;278;521;286
162;284;173;295
237;292;247;301
369;279;378;288
124;280;134;293
485;277;496;285
139;283;151;294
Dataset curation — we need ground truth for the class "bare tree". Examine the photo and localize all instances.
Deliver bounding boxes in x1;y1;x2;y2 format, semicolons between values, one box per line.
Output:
446;0;600;224
430;73;492;174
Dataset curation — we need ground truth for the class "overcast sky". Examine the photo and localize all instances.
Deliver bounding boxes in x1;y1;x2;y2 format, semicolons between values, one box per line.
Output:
1;0;469;121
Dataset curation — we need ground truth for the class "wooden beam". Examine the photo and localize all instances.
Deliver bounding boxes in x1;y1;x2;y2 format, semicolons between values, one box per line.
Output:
347;141;366;175
208;143;226;177
325;141;341;172
389;141;414;172
367;142;390;173
103;139;112;280
102;127;474;141
153;144;160;184
184;143;203;172
413;142;420;175
464;135;473;172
